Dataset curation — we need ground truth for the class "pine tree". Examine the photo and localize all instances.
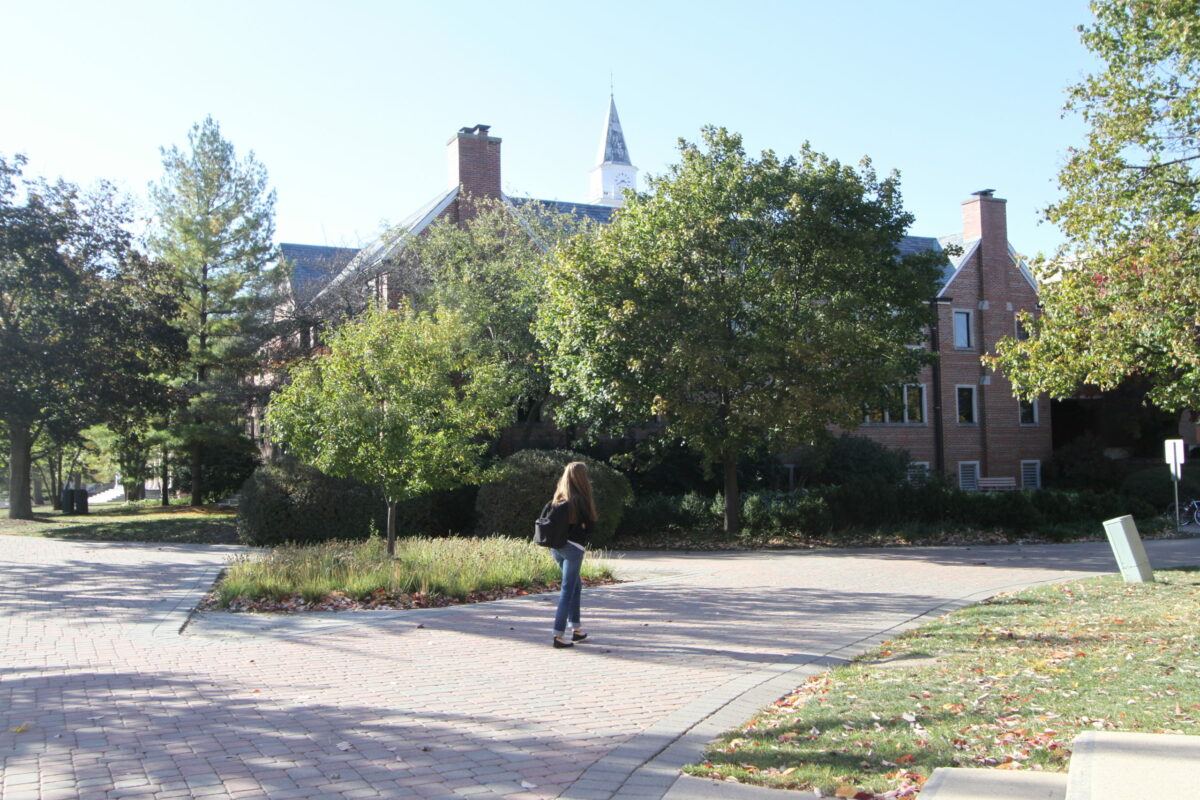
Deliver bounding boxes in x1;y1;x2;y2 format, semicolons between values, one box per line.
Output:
150;116;281;505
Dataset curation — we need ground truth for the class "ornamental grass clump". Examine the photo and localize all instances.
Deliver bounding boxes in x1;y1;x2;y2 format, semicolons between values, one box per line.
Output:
216;535;611;608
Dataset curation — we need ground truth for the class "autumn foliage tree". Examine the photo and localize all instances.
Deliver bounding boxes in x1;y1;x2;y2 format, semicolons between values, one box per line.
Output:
996;1;1200;411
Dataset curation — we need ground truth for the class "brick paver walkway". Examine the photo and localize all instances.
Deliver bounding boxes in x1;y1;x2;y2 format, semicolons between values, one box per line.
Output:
3;533;1199;800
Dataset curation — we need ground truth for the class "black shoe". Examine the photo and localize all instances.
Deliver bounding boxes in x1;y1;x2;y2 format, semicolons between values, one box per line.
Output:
571;631;588;643
553;636;573;648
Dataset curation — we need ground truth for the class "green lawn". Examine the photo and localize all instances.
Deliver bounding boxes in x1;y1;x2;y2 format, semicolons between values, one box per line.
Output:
687;568;1200;798
0;502;238;544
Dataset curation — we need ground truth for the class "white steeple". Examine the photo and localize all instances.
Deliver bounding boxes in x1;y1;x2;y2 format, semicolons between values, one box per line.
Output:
589;96;637;207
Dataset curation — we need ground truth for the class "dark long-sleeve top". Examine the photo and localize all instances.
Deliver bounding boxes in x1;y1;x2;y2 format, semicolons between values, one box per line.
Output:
548;500;594;549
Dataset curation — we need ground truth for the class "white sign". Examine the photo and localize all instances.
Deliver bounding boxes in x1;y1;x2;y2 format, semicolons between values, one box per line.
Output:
1102;515;1155;584
1165;439;1186;480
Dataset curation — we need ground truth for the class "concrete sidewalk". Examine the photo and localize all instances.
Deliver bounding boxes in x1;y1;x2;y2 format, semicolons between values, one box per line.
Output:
2;535;1199;800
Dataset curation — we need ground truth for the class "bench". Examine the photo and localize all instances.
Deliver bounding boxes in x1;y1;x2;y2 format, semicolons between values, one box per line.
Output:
978;477;1017;492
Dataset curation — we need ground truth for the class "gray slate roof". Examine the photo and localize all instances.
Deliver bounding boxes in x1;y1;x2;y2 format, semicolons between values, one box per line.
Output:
596;97;632;166
280;243;360;304
509;197;616;225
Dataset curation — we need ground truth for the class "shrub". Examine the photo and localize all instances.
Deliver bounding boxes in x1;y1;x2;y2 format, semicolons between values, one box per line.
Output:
796;434;910;487
1044;434;1128;492
618;493;690;536
1119;464;1200;510
740;489;832;536
474;449;633;547
237;460;476;547
237;460;384;546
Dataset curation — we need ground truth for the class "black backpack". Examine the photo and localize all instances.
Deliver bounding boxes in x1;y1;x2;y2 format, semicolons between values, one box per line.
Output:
533;501;563;548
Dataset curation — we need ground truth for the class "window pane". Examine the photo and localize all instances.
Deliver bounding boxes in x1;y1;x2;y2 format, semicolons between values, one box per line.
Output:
905;385;925;423
1019;399;1036;425
957;387;975;423
954;311;972;348
864;405;884;424
885;386;905;424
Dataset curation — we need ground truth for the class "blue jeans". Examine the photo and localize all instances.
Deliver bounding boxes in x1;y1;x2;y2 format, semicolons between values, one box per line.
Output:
551;545;584;636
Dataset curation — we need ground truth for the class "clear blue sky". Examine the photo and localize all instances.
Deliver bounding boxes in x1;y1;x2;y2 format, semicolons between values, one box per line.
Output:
4;0;1097;258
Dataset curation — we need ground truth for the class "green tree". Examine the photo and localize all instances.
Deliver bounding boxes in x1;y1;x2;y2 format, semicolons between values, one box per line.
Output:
407;196;584;419
0;155;185;518
265;304;508;555
150;116;282;505
995;1;1200;410
536;127;944;534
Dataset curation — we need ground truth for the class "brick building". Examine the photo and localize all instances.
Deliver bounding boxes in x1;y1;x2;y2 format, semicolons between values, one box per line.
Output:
275;106;1050;489
852;191;1051;490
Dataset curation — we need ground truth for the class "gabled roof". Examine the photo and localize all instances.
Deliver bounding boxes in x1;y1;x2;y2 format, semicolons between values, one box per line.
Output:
936;233;1036;296
508;196;616;226
596;96;632;166
313;185;459;302
279;243;360;304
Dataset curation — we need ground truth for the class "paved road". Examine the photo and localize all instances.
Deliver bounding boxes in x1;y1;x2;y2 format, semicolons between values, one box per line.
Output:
3;534;1200;800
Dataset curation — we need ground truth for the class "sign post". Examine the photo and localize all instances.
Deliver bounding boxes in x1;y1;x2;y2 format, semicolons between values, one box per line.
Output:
1165;439;1185;532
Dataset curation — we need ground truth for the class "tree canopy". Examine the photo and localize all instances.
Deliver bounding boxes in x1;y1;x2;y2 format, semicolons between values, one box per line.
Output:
406;196;584;416
996;0;1200;410
536;127;945;533
265;304;508;554
0;155;185;518
150;116;283;503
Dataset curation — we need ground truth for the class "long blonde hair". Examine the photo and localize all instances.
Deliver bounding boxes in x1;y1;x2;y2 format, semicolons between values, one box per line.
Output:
552;461;597;524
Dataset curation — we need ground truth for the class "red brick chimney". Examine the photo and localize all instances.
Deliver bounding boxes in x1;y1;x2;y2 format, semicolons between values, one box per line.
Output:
961;188;1006;246
447;124;501;222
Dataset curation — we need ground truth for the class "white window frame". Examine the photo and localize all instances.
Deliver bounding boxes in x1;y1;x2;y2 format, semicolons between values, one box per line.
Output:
956;385;977;425
1019;398;1038;426
863;383;927;425
953;309;973;349
1020;460;1042;489
907;461;931;483
959;461;980;492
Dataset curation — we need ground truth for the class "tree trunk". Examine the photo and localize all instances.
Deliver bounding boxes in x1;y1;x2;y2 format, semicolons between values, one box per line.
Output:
190;441;204;506
160;447;171;506
386;498;398;558
7;421;34;520
723;449;740;536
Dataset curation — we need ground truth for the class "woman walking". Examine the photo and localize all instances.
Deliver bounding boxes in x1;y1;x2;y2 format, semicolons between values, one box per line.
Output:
547;461;597;649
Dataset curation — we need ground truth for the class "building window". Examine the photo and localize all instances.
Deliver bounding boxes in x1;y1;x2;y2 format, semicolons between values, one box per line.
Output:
953;310;973;349
1015;315;1031;341
863;384;927;425
907;462;931;483
1021;460;1042;489
959;461;980;492
1019;398;1038;425
957;386;977;424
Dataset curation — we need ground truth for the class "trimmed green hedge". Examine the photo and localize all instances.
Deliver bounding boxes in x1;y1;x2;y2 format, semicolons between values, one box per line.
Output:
473;449;633;547
237;460;476;546
616;483;1159;540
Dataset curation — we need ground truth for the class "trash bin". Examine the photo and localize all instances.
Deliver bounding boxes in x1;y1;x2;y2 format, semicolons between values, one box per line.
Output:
61;486;75;515
74;488;89;515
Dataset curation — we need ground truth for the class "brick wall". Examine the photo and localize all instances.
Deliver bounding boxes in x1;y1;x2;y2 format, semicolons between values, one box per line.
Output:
853;192;1052;487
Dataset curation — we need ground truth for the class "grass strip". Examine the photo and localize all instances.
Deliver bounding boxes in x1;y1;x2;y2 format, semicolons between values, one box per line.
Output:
686;568;1200;799
216;535;613;608
0;503;237;543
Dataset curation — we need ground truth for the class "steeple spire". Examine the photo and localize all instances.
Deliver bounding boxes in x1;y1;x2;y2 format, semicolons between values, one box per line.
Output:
589;95;637;206
596;95;632;166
